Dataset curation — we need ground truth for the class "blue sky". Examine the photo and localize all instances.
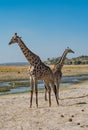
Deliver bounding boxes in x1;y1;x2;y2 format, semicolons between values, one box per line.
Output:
0;0;88;63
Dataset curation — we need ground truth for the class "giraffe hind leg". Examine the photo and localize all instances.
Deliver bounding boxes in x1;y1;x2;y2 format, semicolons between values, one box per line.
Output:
48;85;51;107
54;84;59;106
45;85;48;101
35;88;38;108
45;84;51;107
35;80;38;108
57;84;60;99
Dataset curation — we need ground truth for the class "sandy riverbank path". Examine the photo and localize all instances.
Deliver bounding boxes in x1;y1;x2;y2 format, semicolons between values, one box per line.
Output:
0;82;88;130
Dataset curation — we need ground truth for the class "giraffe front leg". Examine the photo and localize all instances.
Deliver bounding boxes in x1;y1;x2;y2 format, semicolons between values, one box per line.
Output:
30;77;34;108
34;79;38;108
30;89;33;108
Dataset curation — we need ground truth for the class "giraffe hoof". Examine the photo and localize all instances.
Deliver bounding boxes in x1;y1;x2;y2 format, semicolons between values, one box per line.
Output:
45;99;48;101
30;104;32;108
57;102;59;106
36;104;38;108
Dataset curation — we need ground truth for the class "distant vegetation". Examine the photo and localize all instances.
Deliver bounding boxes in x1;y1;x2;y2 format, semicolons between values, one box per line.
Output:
44;55;88;65
0;55;88;66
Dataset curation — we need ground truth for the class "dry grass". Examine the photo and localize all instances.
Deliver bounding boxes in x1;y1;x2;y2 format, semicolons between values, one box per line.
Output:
0;65;88;81
50;65;88;76
0;66;28;81
0;66;27;72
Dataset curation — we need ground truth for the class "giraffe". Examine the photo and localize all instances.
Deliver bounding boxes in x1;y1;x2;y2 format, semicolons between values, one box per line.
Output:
45;47;74;100
9;33;59;108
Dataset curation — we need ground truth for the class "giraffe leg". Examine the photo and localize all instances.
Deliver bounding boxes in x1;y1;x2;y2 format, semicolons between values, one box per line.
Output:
57;78;61;99
34;79;38;108
48;85;51;107
45;85;48;101
30;77;34;108
45;84;51;106
53;84;59;106
57;82;60;99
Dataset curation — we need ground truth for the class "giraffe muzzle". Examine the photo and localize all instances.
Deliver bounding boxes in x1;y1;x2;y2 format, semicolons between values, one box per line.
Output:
8;42;11;45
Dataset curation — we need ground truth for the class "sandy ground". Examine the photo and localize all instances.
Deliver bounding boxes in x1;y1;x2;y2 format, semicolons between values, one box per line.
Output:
0;81;88;130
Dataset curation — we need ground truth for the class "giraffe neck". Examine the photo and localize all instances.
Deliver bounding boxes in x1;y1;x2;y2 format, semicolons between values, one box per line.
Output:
17;38;41;66
55;49;69;70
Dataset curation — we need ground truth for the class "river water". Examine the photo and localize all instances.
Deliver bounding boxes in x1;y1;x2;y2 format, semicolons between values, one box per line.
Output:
0;75;88;95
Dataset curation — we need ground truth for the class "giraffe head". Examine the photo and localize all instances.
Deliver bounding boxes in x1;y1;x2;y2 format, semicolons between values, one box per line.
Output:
66;47;75;54
9;33;21;45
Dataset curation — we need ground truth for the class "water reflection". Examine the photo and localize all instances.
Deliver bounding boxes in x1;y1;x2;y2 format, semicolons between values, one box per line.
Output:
0;82;10;87
62;75;88;83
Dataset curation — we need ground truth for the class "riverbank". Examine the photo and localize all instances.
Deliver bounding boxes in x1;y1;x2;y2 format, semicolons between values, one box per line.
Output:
0;75;88;95
0;65;88;95
0;80;88;130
